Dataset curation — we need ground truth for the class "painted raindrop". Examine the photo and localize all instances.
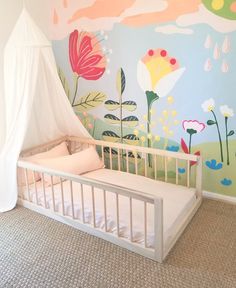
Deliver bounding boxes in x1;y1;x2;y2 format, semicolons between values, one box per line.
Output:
204;58;212;72
213;43;220;60
221;60;229;73
222;36;230;54
204;34;213;49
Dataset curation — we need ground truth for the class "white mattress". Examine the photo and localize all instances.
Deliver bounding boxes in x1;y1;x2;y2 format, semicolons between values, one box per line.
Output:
19;168;196;249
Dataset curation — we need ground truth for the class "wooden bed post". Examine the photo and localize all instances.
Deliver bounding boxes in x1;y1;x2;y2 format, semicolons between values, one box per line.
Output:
154;198;163;263
196;156;203;199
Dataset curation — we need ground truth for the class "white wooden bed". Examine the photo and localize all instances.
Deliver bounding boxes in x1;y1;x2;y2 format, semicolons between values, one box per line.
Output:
17;136;202;262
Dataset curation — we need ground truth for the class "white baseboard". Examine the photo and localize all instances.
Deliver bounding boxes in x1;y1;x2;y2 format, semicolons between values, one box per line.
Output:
203;190;236;204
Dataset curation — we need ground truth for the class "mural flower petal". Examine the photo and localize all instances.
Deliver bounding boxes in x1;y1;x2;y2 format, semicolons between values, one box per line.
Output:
69;30;79;72
77;35;93;65
182;120;205;133
79;55;103;70
69;30;106;81
220;105;234;117
154;67;185;98
202;98;215;112
137;60;152;92
79;66;105;80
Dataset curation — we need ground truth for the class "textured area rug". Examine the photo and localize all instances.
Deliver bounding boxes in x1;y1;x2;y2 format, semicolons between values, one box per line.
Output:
0;199;236;288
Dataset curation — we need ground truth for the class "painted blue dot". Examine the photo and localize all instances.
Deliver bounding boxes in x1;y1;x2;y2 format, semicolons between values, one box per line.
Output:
220;178;232;186
166;145;179;152
178;168;186;174
205;159;223;170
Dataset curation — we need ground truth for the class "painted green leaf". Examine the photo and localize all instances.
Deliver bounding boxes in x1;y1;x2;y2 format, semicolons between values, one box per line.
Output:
104;100;120;111
102;131;120;142
146;91;159;108
123;134;139;145
74;92;106;112
122;116;139;127
122;101;137;111
123;151;141;159
58;67;70;100
103;147;118;155
116;68;126;96
104;114;120;124
207;120;216;126
228;130;235;137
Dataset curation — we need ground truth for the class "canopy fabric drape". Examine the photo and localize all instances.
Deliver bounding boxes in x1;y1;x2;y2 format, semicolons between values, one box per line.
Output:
0;9;91;212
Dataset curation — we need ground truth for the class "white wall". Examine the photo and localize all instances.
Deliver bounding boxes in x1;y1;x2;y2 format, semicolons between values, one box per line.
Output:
0;0;52;148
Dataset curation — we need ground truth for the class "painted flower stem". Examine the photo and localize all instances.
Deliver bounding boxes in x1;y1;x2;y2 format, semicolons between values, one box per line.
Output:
188;133;192;154
225;117;230;165
92;119;96;137
145;91;159;167
119;92;125;170
119;94;123;144
72;76;79;106
147;107;151;149
211;110;224;162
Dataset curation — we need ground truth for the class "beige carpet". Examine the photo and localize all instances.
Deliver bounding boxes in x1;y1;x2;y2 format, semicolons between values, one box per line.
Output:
0;199;236;288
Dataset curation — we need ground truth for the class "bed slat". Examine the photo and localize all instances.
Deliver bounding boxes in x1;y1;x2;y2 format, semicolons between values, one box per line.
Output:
129;197;133;242
33;171;39;205
126;149;129;173
103;190;108;232
154;155;157;180
135;151;138;175
176;159;179;185
92;186;96;228
118;149;121;171
109;147;112;170
41;173;47;209
50;176;56;212
24;169;30;202
60;178;65;215
187;160;190;188
144;153;147;177
70;181;75;219
164;157;167;183
116;193;120;237
80;184;85;223
144;202;147;248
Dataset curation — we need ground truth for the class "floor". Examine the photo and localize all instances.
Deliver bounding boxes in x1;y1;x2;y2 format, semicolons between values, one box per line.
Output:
0;199;236;288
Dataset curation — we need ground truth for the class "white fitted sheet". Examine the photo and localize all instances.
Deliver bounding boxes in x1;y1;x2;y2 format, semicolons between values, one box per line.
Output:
19;168;196;249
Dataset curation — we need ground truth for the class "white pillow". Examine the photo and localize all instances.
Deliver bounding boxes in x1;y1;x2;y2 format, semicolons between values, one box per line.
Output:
34;146;104;185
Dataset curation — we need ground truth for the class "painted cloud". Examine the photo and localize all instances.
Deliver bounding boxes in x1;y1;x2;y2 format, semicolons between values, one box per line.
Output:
50;0;236;39
177;4;236;33
121;0;167;18
155;24;193;35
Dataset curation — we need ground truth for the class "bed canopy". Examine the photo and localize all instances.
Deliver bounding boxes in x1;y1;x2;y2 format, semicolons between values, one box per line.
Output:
0;9;91;212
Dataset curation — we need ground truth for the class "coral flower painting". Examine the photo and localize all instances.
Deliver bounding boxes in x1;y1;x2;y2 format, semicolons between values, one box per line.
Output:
69;30;106;81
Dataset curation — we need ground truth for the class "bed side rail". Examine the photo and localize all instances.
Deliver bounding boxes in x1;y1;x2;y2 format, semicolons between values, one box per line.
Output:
17;160;164;262
20;136;68;157
67;136;202;197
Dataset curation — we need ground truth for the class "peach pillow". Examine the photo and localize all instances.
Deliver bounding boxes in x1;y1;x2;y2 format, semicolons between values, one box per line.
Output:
34;146;104;185
18;141;69;186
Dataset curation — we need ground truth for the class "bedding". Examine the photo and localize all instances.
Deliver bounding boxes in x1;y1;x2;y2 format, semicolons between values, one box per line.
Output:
19;168;196;249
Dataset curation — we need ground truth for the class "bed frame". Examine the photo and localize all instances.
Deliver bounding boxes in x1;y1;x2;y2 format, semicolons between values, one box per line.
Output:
17;136;202;263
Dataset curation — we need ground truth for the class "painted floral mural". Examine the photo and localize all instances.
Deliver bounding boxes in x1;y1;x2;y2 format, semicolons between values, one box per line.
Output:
137;48;185;151
52;0;236;197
